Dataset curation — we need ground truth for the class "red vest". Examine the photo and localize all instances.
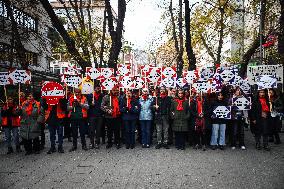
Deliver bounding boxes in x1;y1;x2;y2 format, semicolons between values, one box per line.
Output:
45;104;66;121
1;106;20;127
68;95;88;118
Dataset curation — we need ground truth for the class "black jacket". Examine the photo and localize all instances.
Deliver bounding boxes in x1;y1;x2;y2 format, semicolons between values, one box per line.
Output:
210;99;228;124
87;93;104;118
153;96;172;123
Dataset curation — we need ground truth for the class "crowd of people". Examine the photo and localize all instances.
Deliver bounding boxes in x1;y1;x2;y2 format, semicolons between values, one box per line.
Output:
0;83;283;155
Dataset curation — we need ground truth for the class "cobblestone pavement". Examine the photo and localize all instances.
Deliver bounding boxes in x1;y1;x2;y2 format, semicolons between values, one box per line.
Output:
0;130;283;189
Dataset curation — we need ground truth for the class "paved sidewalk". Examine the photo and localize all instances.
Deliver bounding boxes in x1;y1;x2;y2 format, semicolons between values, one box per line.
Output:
0;131;283;189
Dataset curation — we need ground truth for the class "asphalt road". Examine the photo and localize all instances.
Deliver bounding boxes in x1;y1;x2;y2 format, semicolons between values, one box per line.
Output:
0;130;283;189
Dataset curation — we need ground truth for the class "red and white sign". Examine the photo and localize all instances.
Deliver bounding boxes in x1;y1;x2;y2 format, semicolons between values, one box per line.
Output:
86;67;101;79
8;69;31;84
162;67;177;79
62;74;82;88
134;76;145;89
64;66;80;75
101;77;118;90
183;70;198;84
147;67;161;83
176;78;186;88
100;68;114;79
117;64;131;76
140;65;151;76
119;76;134;89
41;82;64;105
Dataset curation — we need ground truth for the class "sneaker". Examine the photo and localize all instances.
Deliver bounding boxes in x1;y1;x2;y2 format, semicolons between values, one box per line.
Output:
69;146;77;152
146;144;150;148
126;144;130;149
211;145;217;150
7;147;13;154
94;144;100;149
116;144;121;149
82;146;88;151
231;146;236;150
155;143;162;149
47;148;56;154
130;144;135;149
163;144;170;149
194;144;199;150
241;146;246;150
142;144;146;148
58;147;64;153
219;146;225;150
202;145;206;151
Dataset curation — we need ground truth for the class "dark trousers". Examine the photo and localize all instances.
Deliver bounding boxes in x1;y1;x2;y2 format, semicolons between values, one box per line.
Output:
270;117;281;143
39;123;45;149
194;131;206;146
140;120;152;145
89;117;104;145
48;119;64;149
231;119;245;147
71;119;86;148
175;131;186;149
23;137;40;153
106;117;121;145
63;117;71;139
168;119;174;144
124;120;136;146
255;118;269;147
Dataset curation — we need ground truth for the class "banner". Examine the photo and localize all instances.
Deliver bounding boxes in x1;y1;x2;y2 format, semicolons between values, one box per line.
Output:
176;78;186;88
147;67;161;83
232;96;251;110
86;67;100;80
119;76;134;89
212;106;231;119
160;77;176;88
41;82;64;105
63;75;82;88
100;68;114;79
8;69;31;84
161;67;177;79
247;64;283;84
219;69;235;83
64;66;79;75
200;68;214;80
134;77;145;89
237;79;251;94
183;70;198;84
0;72;9;85
117;64;131;76
257;75;277;90
192;80;211;93
101;77;118;90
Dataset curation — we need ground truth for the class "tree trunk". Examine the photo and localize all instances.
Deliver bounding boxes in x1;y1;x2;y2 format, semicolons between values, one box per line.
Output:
240;0;267;77
216;7;225;67
169;0;179;68
279;0;284;66
105;0;126;74
184;0;196;71
40;0;90;72
99;8;107;68
177;0;184;77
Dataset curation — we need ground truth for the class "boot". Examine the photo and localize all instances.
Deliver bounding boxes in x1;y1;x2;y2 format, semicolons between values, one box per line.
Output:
7;147;13;154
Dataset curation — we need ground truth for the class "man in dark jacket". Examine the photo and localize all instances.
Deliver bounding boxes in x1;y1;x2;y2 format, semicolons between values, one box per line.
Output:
87;85;104;149
154;86;171;149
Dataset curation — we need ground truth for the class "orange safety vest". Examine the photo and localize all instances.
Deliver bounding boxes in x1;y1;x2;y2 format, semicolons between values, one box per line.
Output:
68;95;88;118
45;104;66;121
1;106;20;127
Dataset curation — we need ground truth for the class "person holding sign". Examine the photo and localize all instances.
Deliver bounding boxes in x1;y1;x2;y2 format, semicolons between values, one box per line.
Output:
1;97;22;154
87;85;104;149
230;87;247;150
170;89;190;150
154;86;172;149
210;92;228;150
20;93;44;155
45;99;67;154
101;88;122;149
251;89;271;151
67;88;89;152
119;90;140;149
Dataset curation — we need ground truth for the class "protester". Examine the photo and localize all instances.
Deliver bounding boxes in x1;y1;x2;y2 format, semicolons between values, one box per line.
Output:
101;88;122;149
20;93;44;155
154;86;171;149
139;88;154;148
230;87;247;150
251;89;271;151
119;90;140;149
68;88;89;152
171;89;190;150
210;92;228;150
1;97;22;154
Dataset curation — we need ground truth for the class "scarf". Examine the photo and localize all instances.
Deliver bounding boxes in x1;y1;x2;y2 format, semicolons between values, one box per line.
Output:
175;98;185;111
142;94;148;101
259;97;269;112
111;95;120;118
93;92;100;101
197;98;203;115
127;98;132;109
25;101;34;116
160;93;167;99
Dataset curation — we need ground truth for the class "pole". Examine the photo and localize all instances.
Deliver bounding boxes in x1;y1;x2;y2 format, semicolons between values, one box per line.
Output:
4;85;8;107
18;83;20;106
259;1;263;65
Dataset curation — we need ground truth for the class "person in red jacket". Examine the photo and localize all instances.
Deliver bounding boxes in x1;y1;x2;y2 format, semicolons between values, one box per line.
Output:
1;97;22;154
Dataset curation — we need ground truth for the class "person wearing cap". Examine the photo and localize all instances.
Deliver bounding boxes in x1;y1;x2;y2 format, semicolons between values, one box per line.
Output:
20;93;44;155
153;86;171;149
67;88;89;152
1;97;22;154
139;88;154;148
87;85;104;149
101;88;122;149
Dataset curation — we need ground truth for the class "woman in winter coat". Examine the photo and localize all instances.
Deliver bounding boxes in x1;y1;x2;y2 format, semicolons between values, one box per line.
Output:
170;89;190;150
230;87;248;150
210;92;228;150
268;89;283;144
20;93;44;155
139;88;154;148
120;90;140;149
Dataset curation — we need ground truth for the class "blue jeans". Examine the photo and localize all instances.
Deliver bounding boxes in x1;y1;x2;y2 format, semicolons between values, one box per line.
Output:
140;120;152;145
211;124;226;146
124;120;136;145
48;120;64;148
4;127;19;148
